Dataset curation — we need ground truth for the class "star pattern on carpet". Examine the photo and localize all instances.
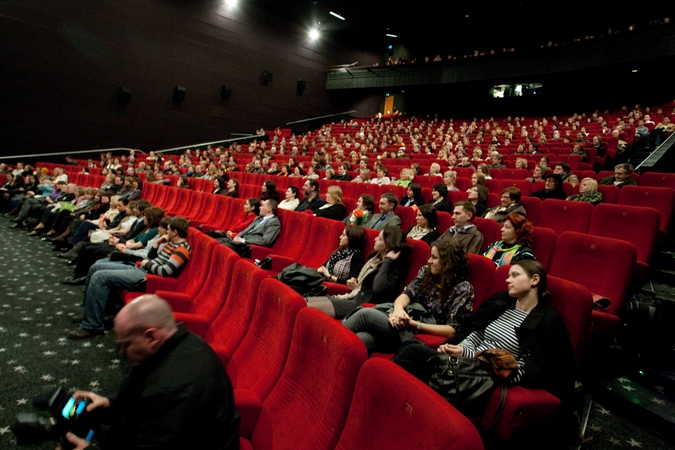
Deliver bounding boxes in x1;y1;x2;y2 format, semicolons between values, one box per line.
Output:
626;438;642;447
596;405;612;415
0;221;129;448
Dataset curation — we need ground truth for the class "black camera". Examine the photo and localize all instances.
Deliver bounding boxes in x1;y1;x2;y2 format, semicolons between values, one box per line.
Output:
11;385;96;447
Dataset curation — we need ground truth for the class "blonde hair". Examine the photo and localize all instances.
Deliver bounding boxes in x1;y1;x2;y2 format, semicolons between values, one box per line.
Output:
516;157;529;169
327;185;343;204
443;170;457;183
360;169;371;182
580;177;598;192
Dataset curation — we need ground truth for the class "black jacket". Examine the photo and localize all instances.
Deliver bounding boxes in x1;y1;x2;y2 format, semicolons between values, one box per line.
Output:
448;291;575;407
99;325;240;450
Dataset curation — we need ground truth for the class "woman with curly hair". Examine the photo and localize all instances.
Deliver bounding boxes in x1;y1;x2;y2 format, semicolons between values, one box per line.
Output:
483;213;535;266
343;238;474;354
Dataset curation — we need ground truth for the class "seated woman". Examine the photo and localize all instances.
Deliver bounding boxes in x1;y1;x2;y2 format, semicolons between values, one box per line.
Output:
306;227;408;319
400;183;424;208
567;177;603;205
344;193;375;226
370;166;391;185
539;156;551;173
514;157;529;170
427;184;453;213
260;180;279;203
526;164;547;184
531;174;567;201
483;213;535;266
316;225;367;284
443;170;459;191
177;175;190;189
471;172;486;189
407;204;441;245
212;176;228;195
467;185;488;217
344;238;473;354
477;163;492;180
210;198;260;239
315;186;347;220
278;186;300;210
351;168;371;183
393;259;575;418
425;163;443;177
394;168;413;187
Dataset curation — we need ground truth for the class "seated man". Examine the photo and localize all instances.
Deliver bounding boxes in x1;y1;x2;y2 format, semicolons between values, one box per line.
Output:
217;199;280;256
363;193;402;230
553;162;579;186
68;216;191;339
598;163;637;189
487;153;506;169
439;201;484;254
531;173;567;201
63;295;239;450
295;179;325;213
482;187;527;223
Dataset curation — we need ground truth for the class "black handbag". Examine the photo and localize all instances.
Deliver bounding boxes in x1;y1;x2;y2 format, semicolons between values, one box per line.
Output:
276;263;326;296
427;354;496;414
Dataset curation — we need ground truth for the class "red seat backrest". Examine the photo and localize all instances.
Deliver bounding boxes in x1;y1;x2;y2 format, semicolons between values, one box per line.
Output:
226;278;306;419
618;185;675;235
530;226;558;272
536;199;593;235
335;359;483;450
549;232;636;318
588;204;661;265
250;308;367;450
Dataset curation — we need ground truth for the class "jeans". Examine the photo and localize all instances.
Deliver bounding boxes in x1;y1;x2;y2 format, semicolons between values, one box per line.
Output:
342;308;401;353
70;220;99;246
81;259;146;331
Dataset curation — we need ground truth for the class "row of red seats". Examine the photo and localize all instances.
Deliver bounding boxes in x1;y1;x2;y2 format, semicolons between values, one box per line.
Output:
120;235;484;448
122;227;593;444
140;181;640;343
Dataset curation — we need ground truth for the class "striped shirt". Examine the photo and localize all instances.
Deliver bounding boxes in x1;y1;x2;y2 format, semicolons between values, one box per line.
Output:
143;240;191;277
460;308;528;384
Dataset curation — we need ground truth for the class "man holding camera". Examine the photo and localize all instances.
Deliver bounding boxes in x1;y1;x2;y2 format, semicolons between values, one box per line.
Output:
60;295;240;450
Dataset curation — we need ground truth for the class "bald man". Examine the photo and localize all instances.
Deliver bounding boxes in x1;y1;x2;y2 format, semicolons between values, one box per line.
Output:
62;295;240;450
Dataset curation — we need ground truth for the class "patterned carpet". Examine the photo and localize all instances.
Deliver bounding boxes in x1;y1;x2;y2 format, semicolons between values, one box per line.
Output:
0;215;673;449
0;217;129;448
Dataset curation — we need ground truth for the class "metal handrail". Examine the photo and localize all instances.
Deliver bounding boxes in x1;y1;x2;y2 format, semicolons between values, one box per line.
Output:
0;148;137;161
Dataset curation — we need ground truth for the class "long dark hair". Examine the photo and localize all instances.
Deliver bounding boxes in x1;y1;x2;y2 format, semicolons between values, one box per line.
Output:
419;238;469;302
369;226;408;260
334;225;366;255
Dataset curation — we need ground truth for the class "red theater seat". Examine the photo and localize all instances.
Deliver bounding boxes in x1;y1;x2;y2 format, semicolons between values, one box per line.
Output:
335;359;484;450
588;204;661;281
536;199;593;235
530;226;558;272
549;232;637;343
618;185;675;242
241;308;367;450
227;278;306;438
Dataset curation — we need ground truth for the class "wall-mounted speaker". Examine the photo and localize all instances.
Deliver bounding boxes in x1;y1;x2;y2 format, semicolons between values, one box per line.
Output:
221;85;232;99
261;70;273;85
117;87;131;105
173;86;186;102
296;80;306;96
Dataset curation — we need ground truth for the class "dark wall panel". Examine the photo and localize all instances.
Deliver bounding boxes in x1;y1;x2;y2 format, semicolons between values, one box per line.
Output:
0;0;380;156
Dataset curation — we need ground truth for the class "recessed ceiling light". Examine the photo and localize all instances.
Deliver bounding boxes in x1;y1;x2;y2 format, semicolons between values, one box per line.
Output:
386;34;398;38
309;29;320;40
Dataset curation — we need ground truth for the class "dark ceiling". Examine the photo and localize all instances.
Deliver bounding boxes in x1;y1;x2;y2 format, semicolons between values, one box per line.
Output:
256;0;669;58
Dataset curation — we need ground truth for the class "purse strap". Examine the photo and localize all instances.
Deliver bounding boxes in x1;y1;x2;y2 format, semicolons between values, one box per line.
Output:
449;356;461;403
478;385;507;432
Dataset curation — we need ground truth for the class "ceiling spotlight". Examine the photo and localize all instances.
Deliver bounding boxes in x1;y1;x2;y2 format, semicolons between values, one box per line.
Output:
309;28;320;40
632;69;638;72
386;33;398;38
225;0;237;7
329;11;345;20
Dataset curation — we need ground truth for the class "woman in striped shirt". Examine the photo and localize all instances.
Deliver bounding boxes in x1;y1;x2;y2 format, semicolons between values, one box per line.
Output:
394;260;575;420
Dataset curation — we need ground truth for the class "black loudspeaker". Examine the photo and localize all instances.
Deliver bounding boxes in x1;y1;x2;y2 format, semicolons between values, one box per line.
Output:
296;80;306;95
261;70;273;85
173;86;186;102
221;85;232;99
117;87;131;105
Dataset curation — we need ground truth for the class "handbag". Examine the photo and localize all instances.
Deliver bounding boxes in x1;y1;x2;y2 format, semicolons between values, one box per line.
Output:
427;354;496;413
276;263;326;296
